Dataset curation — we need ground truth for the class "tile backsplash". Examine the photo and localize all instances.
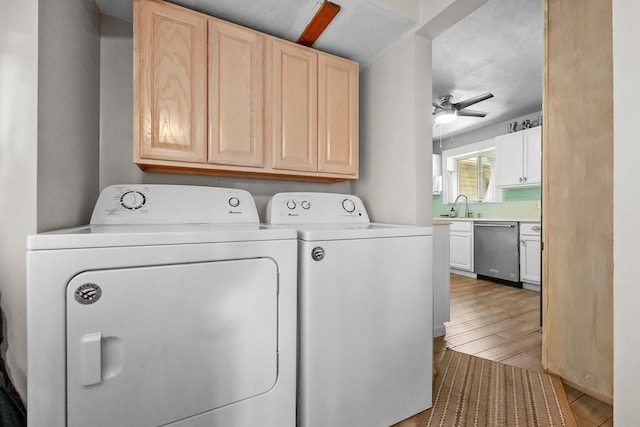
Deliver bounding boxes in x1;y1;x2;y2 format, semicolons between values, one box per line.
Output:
433;186;541;220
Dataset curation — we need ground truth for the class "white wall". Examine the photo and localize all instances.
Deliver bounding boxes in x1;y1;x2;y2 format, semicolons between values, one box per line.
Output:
354;34;432;226
0;0;102;400
38;0;101;232
417;0;486;39
432;110;542;154
0;0;39;400
613;0;640;422
99;16;351;219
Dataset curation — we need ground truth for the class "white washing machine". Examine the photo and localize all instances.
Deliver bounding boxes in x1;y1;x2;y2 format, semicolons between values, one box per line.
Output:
266;192;433;427
27;185;297;427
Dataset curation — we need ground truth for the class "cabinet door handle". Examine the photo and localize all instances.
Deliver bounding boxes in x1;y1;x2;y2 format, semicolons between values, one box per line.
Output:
519;177;523;183
531;225;541;232
521;239;526;245
523;176;527;182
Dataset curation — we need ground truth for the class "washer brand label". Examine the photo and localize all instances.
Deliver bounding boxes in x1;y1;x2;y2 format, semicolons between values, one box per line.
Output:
311;246;325;261
75;283;102;305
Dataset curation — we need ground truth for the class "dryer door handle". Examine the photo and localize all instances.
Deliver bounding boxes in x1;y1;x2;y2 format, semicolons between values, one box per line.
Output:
79;332;102;387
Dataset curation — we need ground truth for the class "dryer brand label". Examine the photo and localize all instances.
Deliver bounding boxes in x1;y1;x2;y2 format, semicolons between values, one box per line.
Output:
311;246;325;261
74;283;102;305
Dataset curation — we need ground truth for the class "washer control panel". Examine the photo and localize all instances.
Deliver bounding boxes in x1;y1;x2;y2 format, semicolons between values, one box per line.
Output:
90;185;260;225
266;192;370;224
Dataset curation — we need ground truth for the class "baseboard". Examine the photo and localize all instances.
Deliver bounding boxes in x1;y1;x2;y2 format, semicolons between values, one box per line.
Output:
522;282;541;292
433;324;446;338
450;269;477;279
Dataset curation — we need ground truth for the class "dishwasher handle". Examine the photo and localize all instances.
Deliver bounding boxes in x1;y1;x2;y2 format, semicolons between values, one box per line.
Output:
474;223;515;228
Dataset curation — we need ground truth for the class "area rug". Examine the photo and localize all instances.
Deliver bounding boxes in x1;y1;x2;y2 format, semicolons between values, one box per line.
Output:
421;350;577;427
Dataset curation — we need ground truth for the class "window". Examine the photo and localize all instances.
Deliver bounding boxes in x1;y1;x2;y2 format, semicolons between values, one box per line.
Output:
441;138;501;203
451;151;495;201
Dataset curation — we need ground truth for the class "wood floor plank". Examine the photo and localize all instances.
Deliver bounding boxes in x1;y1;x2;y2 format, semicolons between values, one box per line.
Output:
472;330;542;361
499;343;543;372
570;394;614;425
448;333;511;355
573;413;600;427
563;384;586;404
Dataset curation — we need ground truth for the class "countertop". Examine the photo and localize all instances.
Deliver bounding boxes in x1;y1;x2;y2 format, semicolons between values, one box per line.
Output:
434;217;540;223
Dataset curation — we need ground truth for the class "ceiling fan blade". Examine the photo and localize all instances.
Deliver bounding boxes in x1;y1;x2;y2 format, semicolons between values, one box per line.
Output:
453;92;494;110
457;109;487;118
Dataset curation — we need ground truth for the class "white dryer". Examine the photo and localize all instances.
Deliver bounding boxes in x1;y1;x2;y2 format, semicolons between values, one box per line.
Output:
27;185;297;427
266;192;433;427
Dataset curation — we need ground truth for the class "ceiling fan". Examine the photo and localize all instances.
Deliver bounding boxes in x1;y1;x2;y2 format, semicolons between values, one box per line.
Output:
433;92;494;124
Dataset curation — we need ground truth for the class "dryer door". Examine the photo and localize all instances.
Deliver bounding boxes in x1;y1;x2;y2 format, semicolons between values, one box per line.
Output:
66;258;278;427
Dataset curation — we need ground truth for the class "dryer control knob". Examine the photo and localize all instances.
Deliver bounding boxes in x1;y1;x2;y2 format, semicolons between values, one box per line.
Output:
228;197;240;208
301;200;311;210
342;198;356;213
287;200;297;210
120;191;146;210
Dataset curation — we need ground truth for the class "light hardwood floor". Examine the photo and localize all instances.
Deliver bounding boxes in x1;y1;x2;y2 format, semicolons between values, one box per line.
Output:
393;274;613;427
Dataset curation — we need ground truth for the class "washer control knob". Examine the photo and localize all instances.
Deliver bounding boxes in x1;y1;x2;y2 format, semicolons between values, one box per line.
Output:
120;191;146;210
342;198;356;213
301;200;311;210
287;200;297;210
228;197;240;208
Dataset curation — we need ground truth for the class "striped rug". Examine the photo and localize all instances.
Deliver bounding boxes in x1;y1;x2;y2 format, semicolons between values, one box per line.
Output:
421;350;577;427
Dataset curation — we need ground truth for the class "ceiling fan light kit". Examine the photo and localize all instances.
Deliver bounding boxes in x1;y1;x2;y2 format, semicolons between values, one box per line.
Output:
435;109;457;124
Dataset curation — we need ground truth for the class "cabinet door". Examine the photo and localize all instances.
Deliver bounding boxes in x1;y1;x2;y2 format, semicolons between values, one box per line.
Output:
134;0;207;163
495;132;524;186
317;54;358;175
208;20;264;167
450;232;473;271
271;40;318;172
524;127;542;185
520;237;541;284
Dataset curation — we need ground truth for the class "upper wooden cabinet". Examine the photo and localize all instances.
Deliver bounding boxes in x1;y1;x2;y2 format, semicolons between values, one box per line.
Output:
134;0;207;163
133;0;359;182
270;40;318;172
269;39;358;176
208;20;264;168
317;54;358;175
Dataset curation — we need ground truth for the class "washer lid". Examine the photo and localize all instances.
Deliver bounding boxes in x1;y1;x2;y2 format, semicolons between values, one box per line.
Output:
27;224;296;250
294;223;433;241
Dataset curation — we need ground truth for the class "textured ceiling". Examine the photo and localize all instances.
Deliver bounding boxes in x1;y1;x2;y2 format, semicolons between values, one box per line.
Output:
95;0;542;139
431;0;543;139
94;0;416;68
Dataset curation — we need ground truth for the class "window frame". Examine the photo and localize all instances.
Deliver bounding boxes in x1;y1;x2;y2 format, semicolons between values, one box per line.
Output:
441;138;502;204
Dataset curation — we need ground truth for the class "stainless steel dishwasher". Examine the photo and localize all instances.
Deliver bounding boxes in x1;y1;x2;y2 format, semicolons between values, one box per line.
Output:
474;221;520;283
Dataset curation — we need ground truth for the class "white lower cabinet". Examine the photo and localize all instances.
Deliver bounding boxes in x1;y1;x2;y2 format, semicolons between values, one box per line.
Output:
520;222;541;291
449;221;474;272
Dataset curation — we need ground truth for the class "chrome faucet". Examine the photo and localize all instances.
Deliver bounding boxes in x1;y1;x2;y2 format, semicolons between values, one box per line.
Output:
453;194;469;218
